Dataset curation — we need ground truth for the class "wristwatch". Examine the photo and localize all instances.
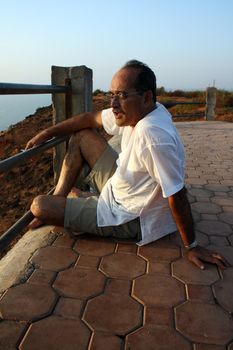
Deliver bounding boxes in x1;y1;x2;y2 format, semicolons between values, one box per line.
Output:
185;240;198;250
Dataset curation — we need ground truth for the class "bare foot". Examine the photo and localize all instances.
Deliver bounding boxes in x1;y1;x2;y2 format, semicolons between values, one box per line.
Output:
28;217;44;230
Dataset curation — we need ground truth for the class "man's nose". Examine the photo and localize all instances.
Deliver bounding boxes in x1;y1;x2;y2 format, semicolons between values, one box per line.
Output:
111;96;120;108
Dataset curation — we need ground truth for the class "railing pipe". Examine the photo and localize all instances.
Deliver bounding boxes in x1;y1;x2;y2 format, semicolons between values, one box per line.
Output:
0;135;70;173
0;83;71;95
0;211;34;252
0;187;55;252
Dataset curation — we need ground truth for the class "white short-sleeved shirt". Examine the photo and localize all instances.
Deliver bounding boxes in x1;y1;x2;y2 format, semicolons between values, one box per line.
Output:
97;103;185;245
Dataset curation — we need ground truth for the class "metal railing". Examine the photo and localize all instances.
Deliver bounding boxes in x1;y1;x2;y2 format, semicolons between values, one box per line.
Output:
0;135;71;252
0;81;72;252
0;82;70;94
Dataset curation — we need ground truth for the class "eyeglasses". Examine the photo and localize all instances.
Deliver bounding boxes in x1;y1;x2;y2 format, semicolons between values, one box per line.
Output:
105;90;143;101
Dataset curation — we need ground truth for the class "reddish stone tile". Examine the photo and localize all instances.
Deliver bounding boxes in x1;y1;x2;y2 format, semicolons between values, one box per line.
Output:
145;306;173;327
147;261;170;275
89;332;123;350
201;214;218;221
194;344;226;350
186;284;214;303
132;274;185;307
54;297;83;319
221;267;233;281
195;231;210;246
196;221;232;236
116;242;138;254
188;188;213;198
211;197;233;206
138;241;180;262
175;301;233;344
31;246;77;272
222;206;233;213
218;212;233;225
74;238;116;256
105;278;132;295
100;253;146;279
0;320;27;350
125;325;192;350
229;235;233;246
209;236;229;246
192;210;202;223
28;269;56;285
172;258;220;285
205;185;230;192
213;277;233;312
191;202;221;214
52;232;75;247
83;293;142;336
53;267;105;299
0;283;57;321
19;316;90;350
76;255;100;268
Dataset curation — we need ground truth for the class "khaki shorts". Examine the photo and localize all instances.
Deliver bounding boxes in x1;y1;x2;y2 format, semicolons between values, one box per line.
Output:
64;144;141;241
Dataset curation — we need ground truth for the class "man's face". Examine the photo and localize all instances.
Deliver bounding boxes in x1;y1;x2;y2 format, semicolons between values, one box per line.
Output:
109;68;150;127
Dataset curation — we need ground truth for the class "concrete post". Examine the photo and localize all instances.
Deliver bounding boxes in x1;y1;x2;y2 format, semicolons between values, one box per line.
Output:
51;66;93;183
205;87;217;121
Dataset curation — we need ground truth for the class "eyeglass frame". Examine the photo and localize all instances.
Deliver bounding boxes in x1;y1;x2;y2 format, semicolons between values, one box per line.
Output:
105;89;145;101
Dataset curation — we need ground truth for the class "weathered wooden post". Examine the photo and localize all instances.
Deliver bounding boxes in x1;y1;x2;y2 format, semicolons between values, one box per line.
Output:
51;66;92;183
205;87;217;121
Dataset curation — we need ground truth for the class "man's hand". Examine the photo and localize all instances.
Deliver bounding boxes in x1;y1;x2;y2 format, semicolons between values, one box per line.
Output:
25;130;49;150
187;245;230;270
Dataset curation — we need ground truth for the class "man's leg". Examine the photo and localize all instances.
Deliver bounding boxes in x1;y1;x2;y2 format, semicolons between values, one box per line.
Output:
29;129;108;228
54;129;108;196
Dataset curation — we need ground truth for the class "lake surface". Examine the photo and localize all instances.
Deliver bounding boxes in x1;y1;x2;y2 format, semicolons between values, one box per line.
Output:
0;95;52;132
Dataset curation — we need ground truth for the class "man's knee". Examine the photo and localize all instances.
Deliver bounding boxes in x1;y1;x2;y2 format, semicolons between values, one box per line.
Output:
31;195;48;218
69;129;94;147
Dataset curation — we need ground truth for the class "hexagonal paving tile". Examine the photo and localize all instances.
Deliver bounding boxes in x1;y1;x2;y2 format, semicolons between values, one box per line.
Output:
186;285;214;303
188;188;213;198
89;332;123;350
0;283;57;321
213;269;233;312
19;316;90;350
172;258;220;285
74;238;116;256
53;267;105;299
218;212;233;225
54;298;83;319
196;221;232;236
138;240;180;262
175;301;233;345
125;325;192;350
31;246;77;272
99;252;146;279
83;293;142;336
0;320;27;350
132;274;185;306
194;344;228;350
211;197;233;206
191;202;222;214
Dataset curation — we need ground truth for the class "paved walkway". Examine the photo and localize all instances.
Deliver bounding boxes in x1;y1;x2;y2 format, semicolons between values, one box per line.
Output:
0;121;233;350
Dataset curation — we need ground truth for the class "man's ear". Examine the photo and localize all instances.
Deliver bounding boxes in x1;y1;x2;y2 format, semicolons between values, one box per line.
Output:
143;90;154;105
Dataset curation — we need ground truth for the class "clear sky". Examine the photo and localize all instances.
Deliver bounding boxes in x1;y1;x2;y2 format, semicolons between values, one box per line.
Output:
1;0;233;91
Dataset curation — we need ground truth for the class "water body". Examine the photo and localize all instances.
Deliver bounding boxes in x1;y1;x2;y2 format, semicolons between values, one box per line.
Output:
0;95;52;132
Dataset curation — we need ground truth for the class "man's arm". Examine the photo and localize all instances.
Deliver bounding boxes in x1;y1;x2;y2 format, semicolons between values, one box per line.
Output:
25;110;103;149
168;187;229;269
